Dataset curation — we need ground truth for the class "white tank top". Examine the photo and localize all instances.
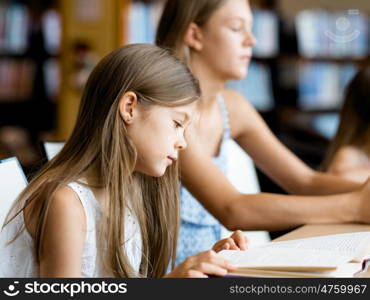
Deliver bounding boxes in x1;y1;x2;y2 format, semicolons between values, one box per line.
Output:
0;181;142;277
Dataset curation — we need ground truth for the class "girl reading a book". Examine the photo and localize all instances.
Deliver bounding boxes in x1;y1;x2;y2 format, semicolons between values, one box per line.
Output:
0;44;247;278
156;0;370;265
321;66;370;182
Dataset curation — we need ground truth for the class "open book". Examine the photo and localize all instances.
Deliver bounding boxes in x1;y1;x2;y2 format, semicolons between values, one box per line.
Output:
219;232;370;278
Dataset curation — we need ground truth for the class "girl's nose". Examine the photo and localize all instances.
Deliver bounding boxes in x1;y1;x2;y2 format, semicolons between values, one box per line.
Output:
244;30;257;47
176;135;187;151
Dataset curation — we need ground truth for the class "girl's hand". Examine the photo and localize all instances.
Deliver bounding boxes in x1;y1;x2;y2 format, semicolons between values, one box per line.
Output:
165;250;236;278
212;230;248;252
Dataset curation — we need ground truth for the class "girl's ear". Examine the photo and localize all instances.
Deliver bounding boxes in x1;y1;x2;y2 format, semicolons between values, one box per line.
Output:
118;91;138;125
183;22;203;51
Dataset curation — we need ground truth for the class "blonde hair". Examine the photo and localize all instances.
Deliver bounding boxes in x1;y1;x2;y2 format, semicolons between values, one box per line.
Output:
321;66;370;170
4;43;200;278
156;0;226;60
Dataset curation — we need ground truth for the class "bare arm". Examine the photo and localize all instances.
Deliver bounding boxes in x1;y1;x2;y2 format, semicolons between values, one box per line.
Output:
39;186;86;277
180;138;370;231
224;90;362;195
329;168;370;183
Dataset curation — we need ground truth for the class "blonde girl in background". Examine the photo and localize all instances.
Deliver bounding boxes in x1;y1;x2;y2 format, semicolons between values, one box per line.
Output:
322;66;370;182
156;0;370;264
0;44;246;278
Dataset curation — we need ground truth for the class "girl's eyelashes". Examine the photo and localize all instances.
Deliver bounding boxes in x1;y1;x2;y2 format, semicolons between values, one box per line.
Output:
227;19;245;32
230;26;253;34
230;26;243;32
227;21;253;34
231;29;241;33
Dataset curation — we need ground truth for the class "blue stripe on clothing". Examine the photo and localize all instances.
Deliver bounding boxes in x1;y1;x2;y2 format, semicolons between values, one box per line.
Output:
176;94;231;265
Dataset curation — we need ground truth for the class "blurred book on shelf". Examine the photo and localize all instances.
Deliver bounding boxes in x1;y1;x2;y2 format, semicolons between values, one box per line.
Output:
0;59;35;101
252;9;279;58
43;58;60;101
0;3;29;54
296;9;369;58
298;62;357;110
310;113;340;140
42;9;61;55
127;0;164;44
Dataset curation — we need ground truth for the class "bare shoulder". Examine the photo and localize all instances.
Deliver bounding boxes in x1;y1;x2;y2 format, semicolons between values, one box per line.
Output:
333;146;365;161
47;185;86;231
221;89;260;138
221;89;250;109
329;146;367;171
24;185;86;238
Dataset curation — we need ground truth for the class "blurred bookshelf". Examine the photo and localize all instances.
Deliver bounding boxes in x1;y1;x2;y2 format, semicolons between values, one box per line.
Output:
0;0;61;174
0;0;130;174
247;1;370;227
117;1;369;201
1;0;369;179
273;0;369;168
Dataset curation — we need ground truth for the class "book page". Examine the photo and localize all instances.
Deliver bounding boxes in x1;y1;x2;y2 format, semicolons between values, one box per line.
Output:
219;247;353;271
219;232;370;271
257;232;370;262
227;263;362;278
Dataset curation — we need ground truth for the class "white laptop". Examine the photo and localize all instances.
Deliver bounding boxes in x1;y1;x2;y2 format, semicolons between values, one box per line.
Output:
43;142;65;160
0;157;28;228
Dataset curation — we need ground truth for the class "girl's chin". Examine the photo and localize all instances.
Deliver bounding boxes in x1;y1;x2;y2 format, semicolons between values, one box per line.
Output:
141;170;165;178
147;167;167;178
228;71;248;81
227;67;249;81
135;165;166;177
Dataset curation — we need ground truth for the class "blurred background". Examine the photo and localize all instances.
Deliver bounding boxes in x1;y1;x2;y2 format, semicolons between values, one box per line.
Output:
0;0;369;194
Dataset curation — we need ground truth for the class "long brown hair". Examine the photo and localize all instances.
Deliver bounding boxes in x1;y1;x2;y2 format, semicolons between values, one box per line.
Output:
4;44;200;277
156;0;226;60
321;66;370;170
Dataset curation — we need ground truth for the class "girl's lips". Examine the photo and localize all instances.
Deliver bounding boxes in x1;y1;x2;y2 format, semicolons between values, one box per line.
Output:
167;156;177;163
241;55;251;61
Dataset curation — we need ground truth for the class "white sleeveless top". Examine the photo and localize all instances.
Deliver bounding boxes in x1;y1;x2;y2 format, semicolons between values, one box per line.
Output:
0;181;142;277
